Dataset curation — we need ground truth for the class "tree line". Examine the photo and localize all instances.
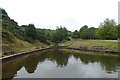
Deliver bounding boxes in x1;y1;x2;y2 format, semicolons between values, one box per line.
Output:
50;18;119;44
73;18;119;40
2;8;120;45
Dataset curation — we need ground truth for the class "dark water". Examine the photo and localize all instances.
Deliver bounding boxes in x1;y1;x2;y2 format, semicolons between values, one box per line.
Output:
2;49;119;79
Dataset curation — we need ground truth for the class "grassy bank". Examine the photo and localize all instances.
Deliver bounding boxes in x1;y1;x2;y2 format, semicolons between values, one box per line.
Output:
60;39;119;51
2;37;49;56
12;39;48;53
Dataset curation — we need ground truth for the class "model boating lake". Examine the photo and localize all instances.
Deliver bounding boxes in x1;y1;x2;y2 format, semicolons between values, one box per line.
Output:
2;49;120;79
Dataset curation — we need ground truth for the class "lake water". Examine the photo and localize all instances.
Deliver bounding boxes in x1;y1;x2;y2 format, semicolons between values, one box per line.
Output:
2;49;119;79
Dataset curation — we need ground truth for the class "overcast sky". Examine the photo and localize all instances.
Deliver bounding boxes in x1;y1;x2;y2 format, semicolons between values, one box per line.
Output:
0;0;119;31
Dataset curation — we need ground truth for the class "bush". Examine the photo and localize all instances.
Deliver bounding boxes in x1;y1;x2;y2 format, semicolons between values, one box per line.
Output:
2;29;15;42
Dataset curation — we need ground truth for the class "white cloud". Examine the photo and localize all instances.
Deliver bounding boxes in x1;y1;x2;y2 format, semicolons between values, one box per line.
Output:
0;0;119;31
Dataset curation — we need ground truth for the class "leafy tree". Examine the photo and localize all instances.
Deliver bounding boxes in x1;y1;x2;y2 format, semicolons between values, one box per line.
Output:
73;30;80;39
117;24;120;39
79;25;89;39
97;18;117;39
88;27;95;39
36;29;47;43
25;24;37;42
95;28;101;39
51;26;68;44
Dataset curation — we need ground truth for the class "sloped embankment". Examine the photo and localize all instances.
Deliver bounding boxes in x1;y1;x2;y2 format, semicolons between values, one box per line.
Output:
1;9;48;57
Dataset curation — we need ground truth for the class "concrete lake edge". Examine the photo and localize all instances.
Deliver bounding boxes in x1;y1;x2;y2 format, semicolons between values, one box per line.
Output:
1;46;120;61
0;48;51;61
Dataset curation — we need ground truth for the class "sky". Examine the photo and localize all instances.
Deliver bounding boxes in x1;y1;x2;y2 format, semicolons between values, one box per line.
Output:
0;0;119;31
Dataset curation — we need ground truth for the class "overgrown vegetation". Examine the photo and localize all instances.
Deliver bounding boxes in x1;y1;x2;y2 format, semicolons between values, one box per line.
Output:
1;9;49;55
1;8;119;56
72;19;119;40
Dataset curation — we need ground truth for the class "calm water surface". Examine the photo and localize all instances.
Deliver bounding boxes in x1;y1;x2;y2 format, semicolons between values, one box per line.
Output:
2;49;119;79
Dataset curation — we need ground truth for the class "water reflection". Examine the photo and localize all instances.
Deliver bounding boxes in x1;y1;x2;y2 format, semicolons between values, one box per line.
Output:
72;52;119;73
2;49;119;79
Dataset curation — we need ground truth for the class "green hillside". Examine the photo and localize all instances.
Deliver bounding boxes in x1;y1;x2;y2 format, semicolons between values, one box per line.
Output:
1;8;119;57
1;9;50;56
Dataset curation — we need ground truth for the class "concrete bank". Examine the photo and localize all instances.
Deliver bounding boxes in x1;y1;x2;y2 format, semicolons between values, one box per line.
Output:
64;47;120;55
50;46;120;54
1;46;119;61
0;47;51;61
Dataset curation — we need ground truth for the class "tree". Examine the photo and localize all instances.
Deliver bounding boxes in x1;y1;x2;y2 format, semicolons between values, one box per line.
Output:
25;24;37;42
95;28;101;39
88;27;95;39
51;26;68;44
117;24;120;39
79;25;89;39
73;30;80;39
96;18;117;39
36;29;47;43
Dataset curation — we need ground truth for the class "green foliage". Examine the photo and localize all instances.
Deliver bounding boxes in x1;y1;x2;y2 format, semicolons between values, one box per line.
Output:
25;24;37;42
2;28;15;42
26;24;37;39
79;25;89;39
2;8;119;49
78;19;118;40
96;18;117;40
36;29;48;44
1;9;50;44
88;27;95;39
95;28;101;39
117;24;120;39
73;30;80;39
51;27;69;43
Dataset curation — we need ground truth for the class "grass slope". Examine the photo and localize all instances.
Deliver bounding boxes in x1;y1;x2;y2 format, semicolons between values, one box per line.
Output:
2;36;49;56
60;39;118;51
